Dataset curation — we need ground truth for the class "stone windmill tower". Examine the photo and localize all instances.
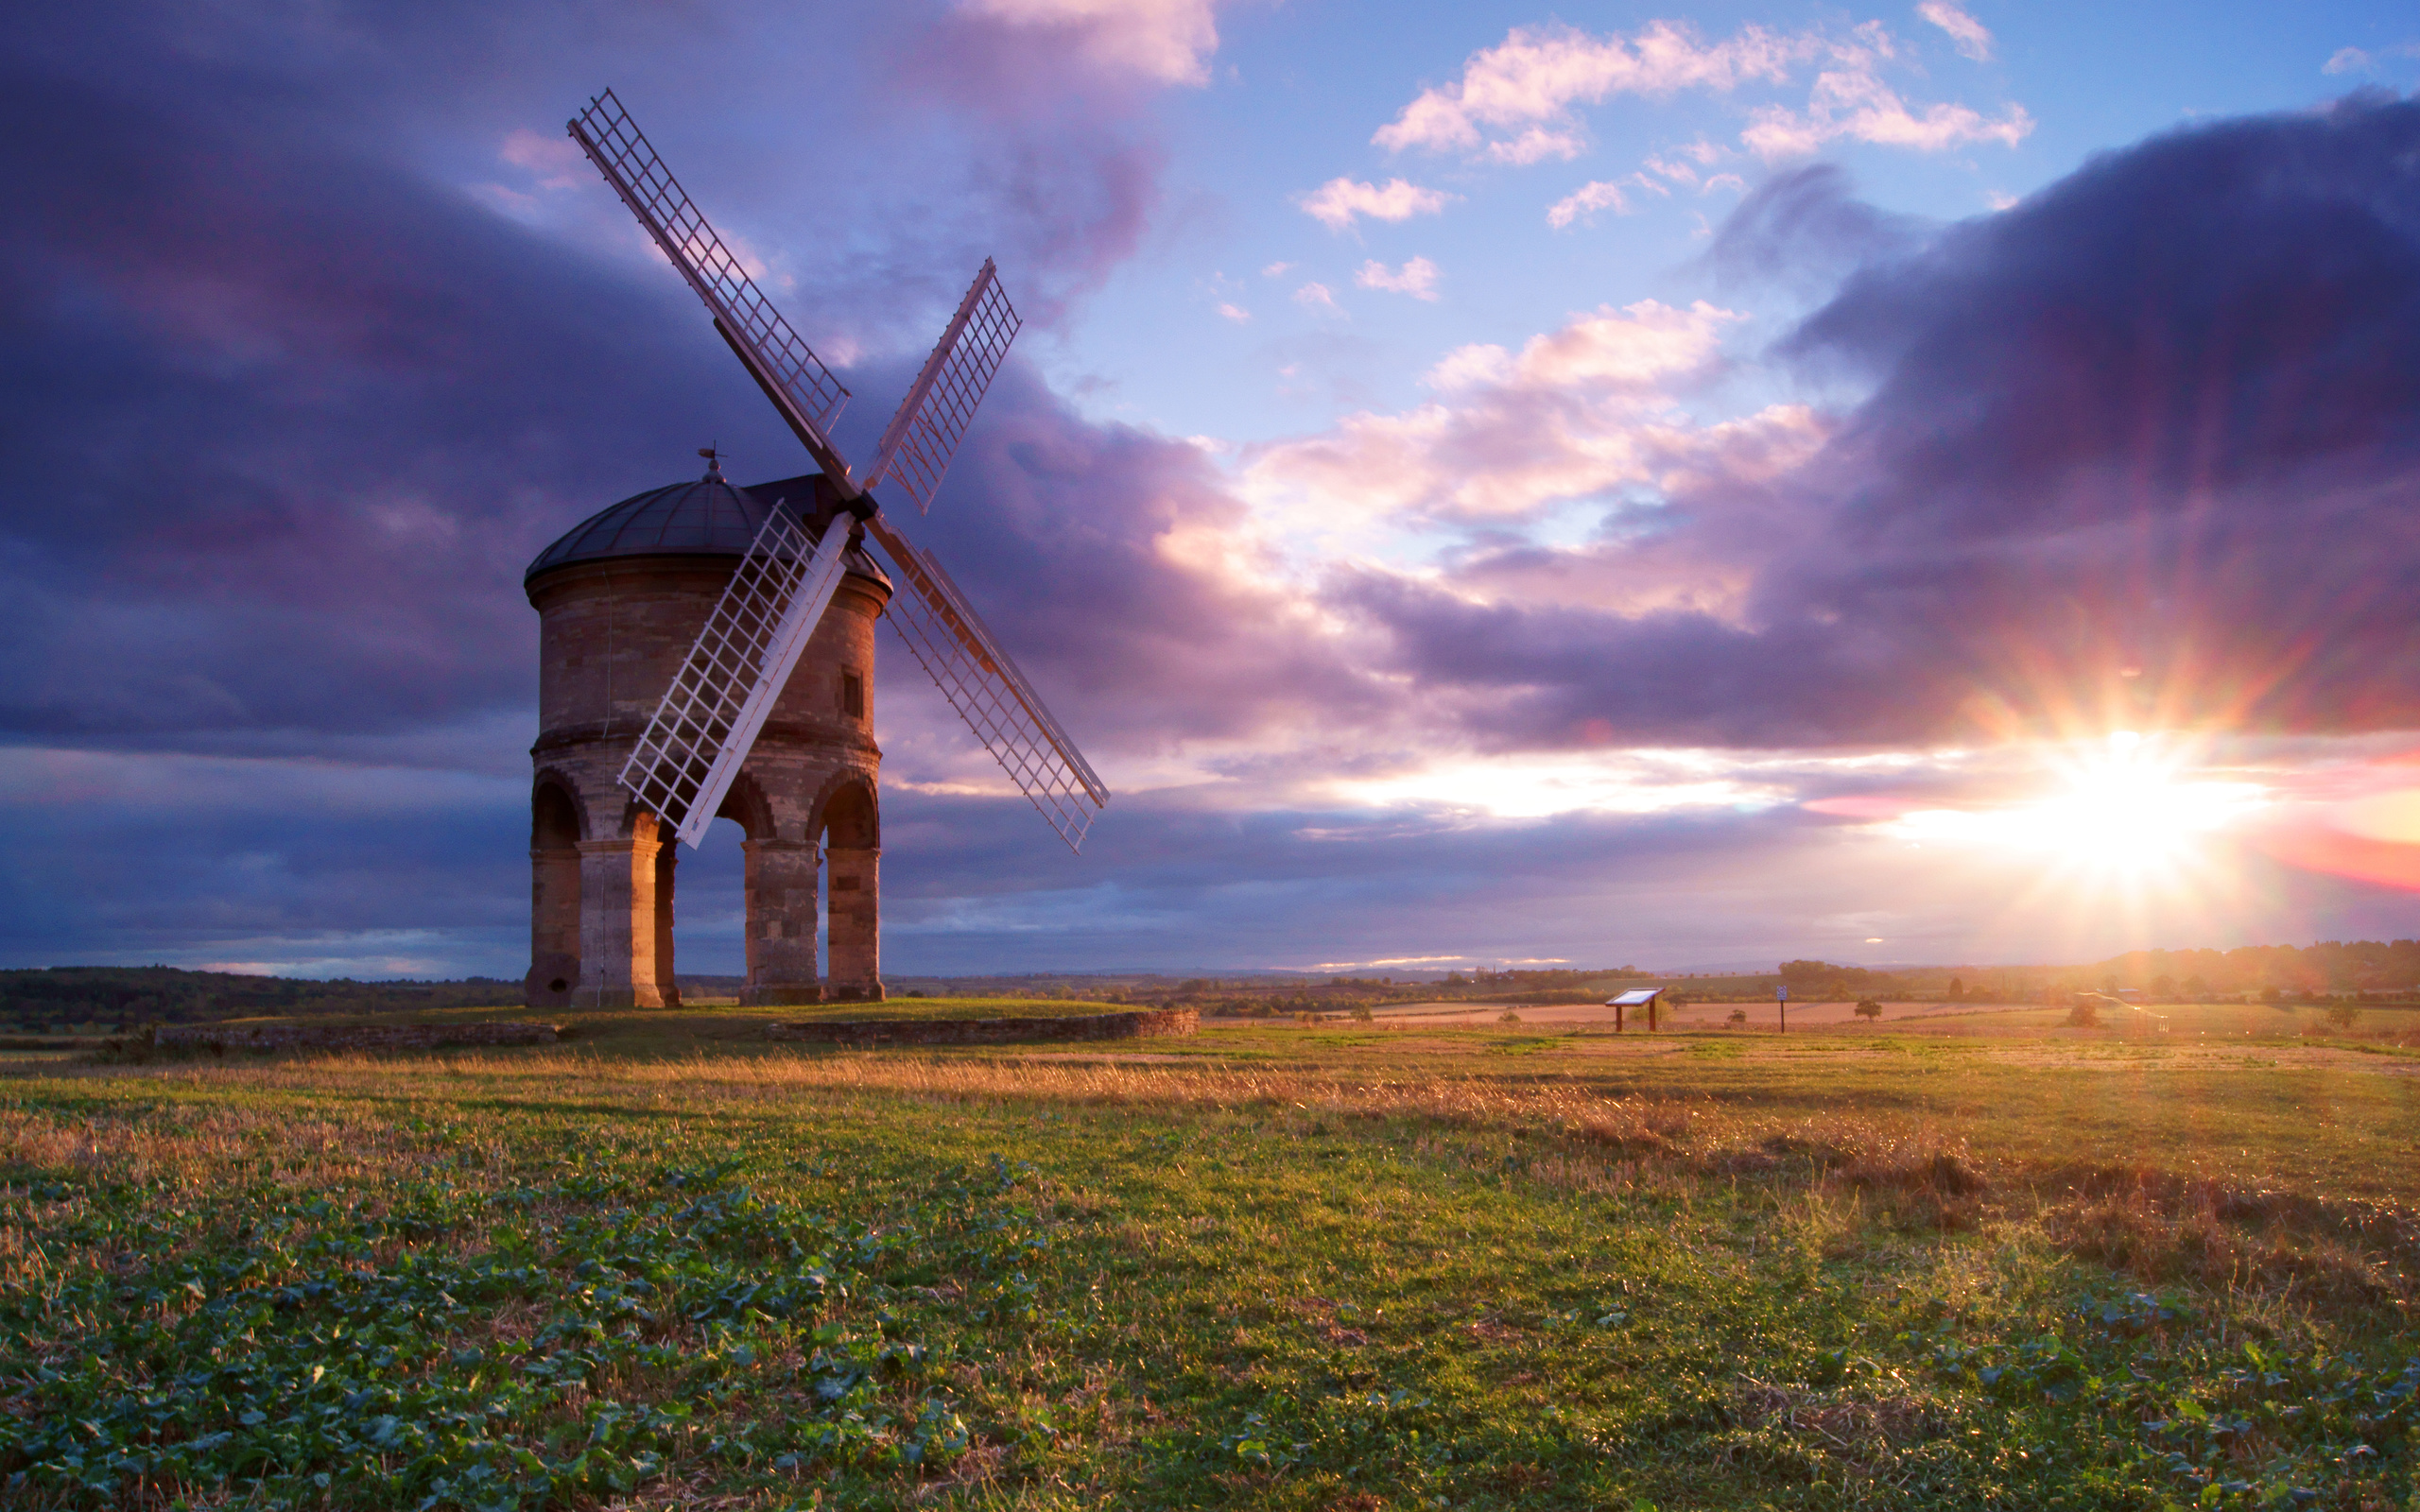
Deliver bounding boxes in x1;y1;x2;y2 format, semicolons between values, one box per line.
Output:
522;92;1109;1011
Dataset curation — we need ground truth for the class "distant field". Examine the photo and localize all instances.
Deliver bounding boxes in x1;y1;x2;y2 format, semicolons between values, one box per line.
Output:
148;996;1155;1050
3;1015;2413;1509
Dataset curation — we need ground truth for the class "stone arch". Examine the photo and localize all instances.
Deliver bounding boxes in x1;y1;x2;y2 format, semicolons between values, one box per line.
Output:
717;769;777;842
814;772;882;1002
809;770;880;850
526;770;587;1007
616;798;670;842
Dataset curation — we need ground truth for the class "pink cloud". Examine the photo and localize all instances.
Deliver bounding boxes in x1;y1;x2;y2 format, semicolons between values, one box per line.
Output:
1915;0;1995;61
1376;16;2031;171
1245;300;1789;530
955;0;1222;85
1355;256;1442;301
1375;20;1807;155
1547;180;1633;227
1741;60;2032;158
1295;177;1457;231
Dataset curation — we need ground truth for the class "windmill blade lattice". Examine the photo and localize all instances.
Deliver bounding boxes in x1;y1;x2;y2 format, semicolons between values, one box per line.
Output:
866;260;1022;515
866;515;1109;852
618;505;855;849
570;91;853;467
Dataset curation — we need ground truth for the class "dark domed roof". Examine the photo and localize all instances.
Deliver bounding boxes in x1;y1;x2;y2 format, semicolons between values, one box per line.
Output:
527;465;890;591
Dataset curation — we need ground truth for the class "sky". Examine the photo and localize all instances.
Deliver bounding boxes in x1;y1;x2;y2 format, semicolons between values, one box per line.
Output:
3;0;2418;980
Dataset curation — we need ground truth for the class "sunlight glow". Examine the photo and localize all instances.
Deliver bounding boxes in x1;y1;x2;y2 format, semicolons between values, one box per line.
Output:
1325;750;1801;819
2327;788;2420;845
1883;734;2269;877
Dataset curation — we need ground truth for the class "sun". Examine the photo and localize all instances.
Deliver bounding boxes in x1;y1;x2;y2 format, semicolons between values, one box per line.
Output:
1889;733;2268;879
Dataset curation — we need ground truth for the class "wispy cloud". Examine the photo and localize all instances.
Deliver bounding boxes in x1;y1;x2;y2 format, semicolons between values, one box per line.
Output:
1915;0;1995;61
1296;176;1458;231
1247;298;1773;533
1741;49;2031;159
1547;180;1634;227
1375;20;1806;155
1216;301;1251;321
957;0;1223;85
1292;281;1343;314
1355;256;1442;301
1485;128;1586;164
1375;16;2028;169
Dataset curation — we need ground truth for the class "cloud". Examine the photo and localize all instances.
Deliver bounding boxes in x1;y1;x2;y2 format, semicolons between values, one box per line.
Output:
1216;301;1251;321
1704;163;1927;294
953;0;1222;85
1354;256;1442;301
497;128;588;189
2323;46;2371;76
1548;180;1634;227
1246;299;1771;529
1329;97;2420;754
1740;52;2031;159
1295;176;1457;231
1915;0;1995;61
1291;281;1344;316
1374;17;2027;170
1485;128;1586;164
1374;20;1806;155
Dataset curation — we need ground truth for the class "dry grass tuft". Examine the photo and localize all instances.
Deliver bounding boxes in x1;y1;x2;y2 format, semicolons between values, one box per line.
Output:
1824;1144;1989;1230
2034;1164;2414;1312
1729;1381;1944;1474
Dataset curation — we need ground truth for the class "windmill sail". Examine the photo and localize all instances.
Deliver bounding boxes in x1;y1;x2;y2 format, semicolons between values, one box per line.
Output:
574;89;1108;852
865;514;1109;852
865;260;1022;514
618;502;855;849
569;91;856;484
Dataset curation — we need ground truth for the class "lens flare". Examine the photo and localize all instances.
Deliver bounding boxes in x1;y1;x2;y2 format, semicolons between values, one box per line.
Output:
1885;733;2268;879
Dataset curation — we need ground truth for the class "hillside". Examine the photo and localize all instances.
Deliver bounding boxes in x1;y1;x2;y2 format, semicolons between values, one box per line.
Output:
0;967;519;1030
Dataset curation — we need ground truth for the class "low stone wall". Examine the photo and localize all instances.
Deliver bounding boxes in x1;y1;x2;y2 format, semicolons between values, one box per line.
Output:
765;1008;1197;1046
154;1022;562;1053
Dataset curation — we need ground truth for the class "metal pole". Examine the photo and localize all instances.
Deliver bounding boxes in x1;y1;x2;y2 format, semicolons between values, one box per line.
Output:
1776;982;1788;1035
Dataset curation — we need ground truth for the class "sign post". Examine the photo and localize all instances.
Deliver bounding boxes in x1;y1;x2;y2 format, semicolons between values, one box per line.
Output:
1776;982;1788;1035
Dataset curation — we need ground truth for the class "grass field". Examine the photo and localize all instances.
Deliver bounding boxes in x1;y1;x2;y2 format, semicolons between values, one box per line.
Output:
3;1003;2415;1509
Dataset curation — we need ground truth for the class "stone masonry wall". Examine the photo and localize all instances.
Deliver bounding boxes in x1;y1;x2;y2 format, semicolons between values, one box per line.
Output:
527;554;890;1009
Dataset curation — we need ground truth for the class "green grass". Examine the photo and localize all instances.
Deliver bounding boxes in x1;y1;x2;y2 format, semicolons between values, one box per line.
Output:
2;1022;2415;1509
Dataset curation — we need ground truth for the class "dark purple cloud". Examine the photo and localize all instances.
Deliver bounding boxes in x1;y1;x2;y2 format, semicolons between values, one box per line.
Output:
0;0;1262;755
1352;94;2420;749
1705;162;1927;298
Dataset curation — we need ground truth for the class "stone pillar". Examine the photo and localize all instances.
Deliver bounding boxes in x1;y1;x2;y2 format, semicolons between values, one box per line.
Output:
826;845;883;1002
741;838;821;1005
651;841;682;1009
525;847;581;1007
576;834;676;1008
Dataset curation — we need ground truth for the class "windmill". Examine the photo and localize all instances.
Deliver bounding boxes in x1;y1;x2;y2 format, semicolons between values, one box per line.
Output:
566;87;1108;860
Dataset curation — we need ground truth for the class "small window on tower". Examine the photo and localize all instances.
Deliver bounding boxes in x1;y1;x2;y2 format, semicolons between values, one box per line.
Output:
841;672;864;719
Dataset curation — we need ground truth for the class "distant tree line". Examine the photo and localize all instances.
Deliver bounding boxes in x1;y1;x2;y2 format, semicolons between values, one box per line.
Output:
0;968;517;1031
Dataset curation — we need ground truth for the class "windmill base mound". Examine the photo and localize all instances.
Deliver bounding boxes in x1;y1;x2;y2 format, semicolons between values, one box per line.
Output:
763;1008;1196;1046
